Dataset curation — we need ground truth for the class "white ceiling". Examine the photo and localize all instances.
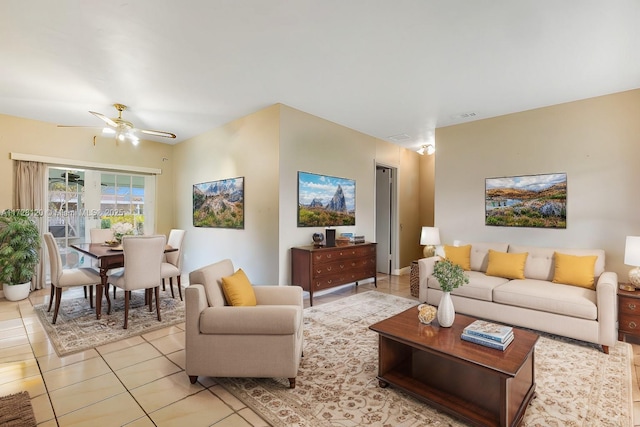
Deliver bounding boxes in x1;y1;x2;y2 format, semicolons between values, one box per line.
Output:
1;1;639;151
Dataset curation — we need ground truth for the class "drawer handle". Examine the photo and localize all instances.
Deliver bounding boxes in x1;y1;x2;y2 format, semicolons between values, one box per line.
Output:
629;303;637;310
327;266;332;271
630;321;637;329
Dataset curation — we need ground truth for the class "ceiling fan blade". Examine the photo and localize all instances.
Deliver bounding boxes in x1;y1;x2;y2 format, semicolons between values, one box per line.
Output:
138;128;177;139
89;111;118;128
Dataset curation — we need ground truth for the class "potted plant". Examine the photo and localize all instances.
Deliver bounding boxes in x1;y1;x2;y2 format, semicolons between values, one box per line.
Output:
0;211;41;301
432;259;469;327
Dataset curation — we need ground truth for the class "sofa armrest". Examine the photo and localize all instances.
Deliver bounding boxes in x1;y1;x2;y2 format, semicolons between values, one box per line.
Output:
254;285;303;306
185;284;208;341
418;256;442;302
596;271;618;347
199;305;302;335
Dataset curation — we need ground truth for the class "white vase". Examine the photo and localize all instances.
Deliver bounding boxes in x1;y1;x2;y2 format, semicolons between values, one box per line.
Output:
2;281;31;301
437;291;455;327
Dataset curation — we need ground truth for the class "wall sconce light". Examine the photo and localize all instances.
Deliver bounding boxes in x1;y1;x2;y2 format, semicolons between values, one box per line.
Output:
417;144;435;156
420;226;440;258
623;236;640;290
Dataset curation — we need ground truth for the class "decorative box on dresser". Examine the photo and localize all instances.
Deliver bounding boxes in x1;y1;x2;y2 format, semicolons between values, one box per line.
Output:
291;242;377;306
618;286;640;341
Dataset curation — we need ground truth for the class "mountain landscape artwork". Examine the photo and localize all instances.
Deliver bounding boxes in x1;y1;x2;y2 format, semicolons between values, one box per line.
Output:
193;177;244;228
298;171;355;227
485;173;567;228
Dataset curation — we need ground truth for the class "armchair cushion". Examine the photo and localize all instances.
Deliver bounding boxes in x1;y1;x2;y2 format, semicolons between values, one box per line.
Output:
189;259;234;307
199;305;302;335
221;268;257;306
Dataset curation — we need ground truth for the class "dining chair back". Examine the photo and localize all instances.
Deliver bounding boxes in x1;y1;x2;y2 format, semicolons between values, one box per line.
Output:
43;232;102;324
108;234;166;329
161;229;186;300
90;228;114;244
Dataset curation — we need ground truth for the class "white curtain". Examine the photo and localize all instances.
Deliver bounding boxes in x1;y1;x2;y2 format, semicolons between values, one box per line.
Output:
14;160;47;290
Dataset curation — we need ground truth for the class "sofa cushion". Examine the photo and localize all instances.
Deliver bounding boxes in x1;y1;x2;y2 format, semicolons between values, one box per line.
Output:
552;252;597;290
486;250;528;280
188;259;235;307
509;245;605;281
493;279;597;320
221;268;257;306
428;270;508;301
468;242;510;272
444;245;471;270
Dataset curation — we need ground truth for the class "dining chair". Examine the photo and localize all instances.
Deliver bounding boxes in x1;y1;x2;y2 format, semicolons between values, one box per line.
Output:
89;227;121;299
107;235;166;329
161;229;186;300
43;232;103;324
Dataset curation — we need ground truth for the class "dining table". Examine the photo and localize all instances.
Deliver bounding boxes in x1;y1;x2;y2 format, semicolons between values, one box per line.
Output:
71;242;176;319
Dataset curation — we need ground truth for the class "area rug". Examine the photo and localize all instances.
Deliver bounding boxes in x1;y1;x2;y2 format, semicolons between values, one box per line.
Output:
34;289;185;356
217;291;633;427
0;391;37;426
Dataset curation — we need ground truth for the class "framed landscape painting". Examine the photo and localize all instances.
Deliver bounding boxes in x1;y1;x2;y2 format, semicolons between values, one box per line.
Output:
298;171;355;227
193;177;244;228
485;172;566;228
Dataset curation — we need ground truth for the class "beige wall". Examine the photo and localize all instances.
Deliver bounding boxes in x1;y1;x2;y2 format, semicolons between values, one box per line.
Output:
174;104;421;284
0;114;175;234
172;105;281;282
434;89;640;278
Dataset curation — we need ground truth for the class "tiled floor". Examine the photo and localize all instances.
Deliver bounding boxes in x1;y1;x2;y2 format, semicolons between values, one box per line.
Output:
0;273;410;426
1;273;638;426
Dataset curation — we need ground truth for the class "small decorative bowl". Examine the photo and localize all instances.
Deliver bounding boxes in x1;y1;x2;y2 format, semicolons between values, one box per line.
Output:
417;304;437;324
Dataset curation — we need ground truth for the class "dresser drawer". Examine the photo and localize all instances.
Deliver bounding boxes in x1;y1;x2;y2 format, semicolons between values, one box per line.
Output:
619;313;640;334
311;245;376;265
619;296;640;315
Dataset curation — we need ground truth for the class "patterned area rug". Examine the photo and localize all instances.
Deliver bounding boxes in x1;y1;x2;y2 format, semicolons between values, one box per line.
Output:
0;391;37;426
217;291;633;427
34;289;184;356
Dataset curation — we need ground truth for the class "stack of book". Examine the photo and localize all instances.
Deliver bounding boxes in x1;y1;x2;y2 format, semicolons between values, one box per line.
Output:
461;320;514;351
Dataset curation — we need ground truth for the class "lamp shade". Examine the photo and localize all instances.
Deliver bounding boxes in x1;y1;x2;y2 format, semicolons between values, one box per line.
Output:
624;236;640;266
420;227;441;246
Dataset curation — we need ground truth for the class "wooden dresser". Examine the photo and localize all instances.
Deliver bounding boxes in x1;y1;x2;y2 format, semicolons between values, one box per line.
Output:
618;286;640;341
291;242;377;306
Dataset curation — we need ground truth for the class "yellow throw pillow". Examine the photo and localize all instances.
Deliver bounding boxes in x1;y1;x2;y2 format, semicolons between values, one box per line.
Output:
444;245;471;271
552;252;597;289
221;268;257;306
485;250;528;280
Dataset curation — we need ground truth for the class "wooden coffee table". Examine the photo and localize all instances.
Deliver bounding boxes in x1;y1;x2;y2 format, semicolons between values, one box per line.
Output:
369;308;539;427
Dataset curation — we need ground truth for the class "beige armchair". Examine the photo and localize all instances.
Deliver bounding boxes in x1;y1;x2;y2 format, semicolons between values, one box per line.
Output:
186;259;303;388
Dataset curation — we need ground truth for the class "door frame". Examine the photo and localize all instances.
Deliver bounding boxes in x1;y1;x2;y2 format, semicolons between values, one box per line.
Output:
374;162;399;275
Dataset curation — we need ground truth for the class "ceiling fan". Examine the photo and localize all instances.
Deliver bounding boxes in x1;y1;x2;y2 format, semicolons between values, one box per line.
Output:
59;103;176;145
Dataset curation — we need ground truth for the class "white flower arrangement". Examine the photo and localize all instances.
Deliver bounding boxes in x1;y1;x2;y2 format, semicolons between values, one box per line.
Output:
112;222;135;241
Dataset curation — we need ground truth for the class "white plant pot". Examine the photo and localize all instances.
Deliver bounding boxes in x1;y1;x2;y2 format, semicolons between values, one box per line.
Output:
3;281;31;301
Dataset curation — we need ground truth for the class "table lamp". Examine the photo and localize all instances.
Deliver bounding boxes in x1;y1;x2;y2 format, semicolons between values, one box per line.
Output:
420;227;440;258
624;236;640;290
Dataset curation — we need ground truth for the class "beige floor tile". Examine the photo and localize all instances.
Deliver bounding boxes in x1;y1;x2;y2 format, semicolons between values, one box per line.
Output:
131;371;204;413
211;413;252;427
0;324;27;340
236;408;270;427
635;401;640;427
0;334;31;349
0;318;24;330
96;335;145;356
150;331;185;354
30;338;56;358
115;355;182;389
123;416;156;427
149;389;233;427
210;384;246;411
101;342;162;371
36;420;58;427
166;349;185;370
0;373;46;398
142;324;183;341
43;356;112;391
0;358;40;385
37;348;100;373
49;372;126;416
56;392;146;427
0;343;34;363
31;392;55;424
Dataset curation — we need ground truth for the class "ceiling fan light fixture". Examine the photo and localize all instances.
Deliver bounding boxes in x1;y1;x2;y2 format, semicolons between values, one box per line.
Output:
417;143;435;156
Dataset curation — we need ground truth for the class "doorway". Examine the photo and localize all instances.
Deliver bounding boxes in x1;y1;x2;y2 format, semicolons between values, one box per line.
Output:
375;165;397;274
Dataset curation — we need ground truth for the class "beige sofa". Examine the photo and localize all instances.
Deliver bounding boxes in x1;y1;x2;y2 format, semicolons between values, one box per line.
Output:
418;243;618;353
185;259;304;388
